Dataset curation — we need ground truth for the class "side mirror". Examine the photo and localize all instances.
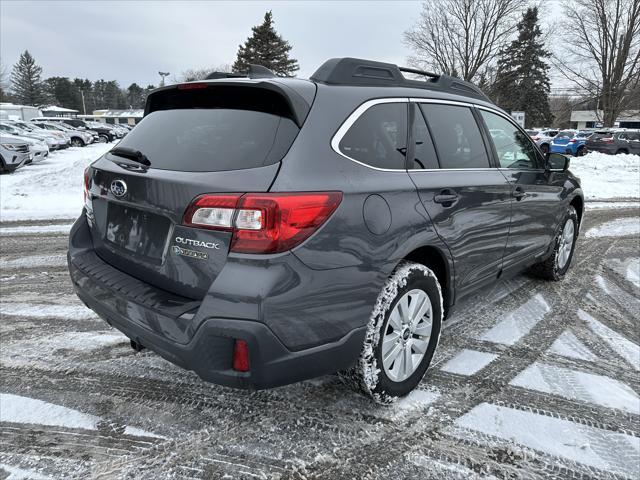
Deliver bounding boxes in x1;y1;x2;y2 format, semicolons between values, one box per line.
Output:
546;152;570;172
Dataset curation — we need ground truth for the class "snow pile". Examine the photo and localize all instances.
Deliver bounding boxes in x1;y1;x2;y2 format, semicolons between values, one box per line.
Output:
570;152;640;200
0;143;112;221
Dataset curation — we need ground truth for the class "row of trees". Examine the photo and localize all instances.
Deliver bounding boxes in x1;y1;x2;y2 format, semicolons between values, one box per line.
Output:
1;51;155;112
405;0;640;128
2;1;637;127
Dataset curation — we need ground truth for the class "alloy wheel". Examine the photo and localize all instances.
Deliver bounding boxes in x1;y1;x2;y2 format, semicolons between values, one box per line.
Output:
381;289;433;382
557;219;575;269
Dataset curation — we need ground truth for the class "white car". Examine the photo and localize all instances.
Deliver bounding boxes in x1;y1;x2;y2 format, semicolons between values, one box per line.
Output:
0;122;56;150
15;121;69;150
0;133;48;163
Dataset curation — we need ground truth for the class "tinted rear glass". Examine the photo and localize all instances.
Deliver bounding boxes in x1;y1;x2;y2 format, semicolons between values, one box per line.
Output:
112;108;299;172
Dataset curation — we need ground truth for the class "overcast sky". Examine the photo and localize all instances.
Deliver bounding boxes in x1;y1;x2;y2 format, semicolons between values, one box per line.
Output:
1;0;564;88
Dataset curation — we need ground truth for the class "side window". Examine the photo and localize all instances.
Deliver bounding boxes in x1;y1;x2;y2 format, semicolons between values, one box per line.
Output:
420;104;490;169
480;110;541;169
339;103;408;169
411;106;439;169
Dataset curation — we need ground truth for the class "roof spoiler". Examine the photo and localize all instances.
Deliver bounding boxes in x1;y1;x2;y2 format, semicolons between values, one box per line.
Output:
310;57;490;102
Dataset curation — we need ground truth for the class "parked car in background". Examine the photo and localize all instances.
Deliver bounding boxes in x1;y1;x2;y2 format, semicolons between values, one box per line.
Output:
31;120;87;147
29;121;71;148
38;117;115;143
10;120;68;150
12;135;49;163
50;122;94;146
550;130;587;156
586;130;640;155
528;128;558;154
0;122;56;151
0;135;31;173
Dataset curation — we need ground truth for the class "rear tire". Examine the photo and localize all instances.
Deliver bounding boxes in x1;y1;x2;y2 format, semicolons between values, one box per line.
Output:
616;149;629;155
540;144;549;154
98;134;108;143
530;206;578;281
341;261;443;404
576;146;585;156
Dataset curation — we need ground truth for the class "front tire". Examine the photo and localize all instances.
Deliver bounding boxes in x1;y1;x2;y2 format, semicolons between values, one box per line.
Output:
342;261;443;403
530;206;578;281
576;146;585;156
71;137;85;147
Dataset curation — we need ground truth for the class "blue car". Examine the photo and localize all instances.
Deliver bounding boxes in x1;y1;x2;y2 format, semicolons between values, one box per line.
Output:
550;130;588;156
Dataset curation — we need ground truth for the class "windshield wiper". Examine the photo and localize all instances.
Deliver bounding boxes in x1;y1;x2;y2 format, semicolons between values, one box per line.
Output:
109;146;151;166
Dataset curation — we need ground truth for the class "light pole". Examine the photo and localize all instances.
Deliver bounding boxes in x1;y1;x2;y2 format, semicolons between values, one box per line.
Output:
158;71;170;87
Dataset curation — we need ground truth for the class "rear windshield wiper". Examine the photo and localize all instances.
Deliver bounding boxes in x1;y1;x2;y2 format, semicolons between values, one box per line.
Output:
109;146;151;166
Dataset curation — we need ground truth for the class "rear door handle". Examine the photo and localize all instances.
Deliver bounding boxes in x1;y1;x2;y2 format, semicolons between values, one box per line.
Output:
513;187;528;200
434;190;459;205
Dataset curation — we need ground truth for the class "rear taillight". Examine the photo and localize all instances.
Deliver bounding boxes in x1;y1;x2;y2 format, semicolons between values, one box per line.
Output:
232;339;250;372
602;137;614;143
569;138;576;143
532;136;540;140
183;192;343;254
83;167;90;203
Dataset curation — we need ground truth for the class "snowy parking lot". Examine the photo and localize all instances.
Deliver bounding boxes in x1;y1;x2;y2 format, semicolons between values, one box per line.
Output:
0;145;639;479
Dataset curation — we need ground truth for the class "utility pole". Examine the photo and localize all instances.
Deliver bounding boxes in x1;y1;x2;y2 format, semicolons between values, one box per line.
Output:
158;71;170;87
80;89;86;115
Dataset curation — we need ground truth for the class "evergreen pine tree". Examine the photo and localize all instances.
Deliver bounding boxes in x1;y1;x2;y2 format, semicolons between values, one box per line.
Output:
489;8;553;128
232;11;299;77
11;50;45;106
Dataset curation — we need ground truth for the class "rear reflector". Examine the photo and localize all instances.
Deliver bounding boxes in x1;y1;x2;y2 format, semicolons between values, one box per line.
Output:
232;339;250;372
183;192;343;254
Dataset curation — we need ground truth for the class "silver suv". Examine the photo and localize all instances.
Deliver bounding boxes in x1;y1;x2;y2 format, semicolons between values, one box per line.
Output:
0;135;31;173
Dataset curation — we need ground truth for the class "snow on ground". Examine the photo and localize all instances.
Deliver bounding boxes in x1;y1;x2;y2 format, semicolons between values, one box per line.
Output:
441;349;498;375
570;151;640;200
0;254;66;269
0;224;73;235
0;303;97;320
585;217;640;238
510;362;639;414
609;257;640;288
548;330;597;362
0;143;112;221
0;393;164;439
451;403;640;478
478;294;550;346
578;309;640;371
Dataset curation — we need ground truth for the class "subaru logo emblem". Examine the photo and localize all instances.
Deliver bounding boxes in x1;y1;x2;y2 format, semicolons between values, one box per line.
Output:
110;179;127;197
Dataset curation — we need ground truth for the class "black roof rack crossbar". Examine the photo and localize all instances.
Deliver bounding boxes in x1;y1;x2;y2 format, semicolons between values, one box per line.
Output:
398;66;439;79
310;57;490;102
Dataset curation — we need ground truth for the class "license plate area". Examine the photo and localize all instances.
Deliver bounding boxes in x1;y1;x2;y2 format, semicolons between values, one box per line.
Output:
105;203;170;262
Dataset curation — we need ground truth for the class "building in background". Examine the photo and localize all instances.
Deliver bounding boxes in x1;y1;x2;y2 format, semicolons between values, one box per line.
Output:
78;109;144;125
39;105;79;117
571;110;640;129
0;103;41;121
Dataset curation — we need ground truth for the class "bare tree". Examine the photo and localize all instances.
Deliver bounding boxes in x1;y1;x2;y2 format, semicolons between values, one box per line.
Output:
176;64;232;82
404;0;528;82
558;0;640;127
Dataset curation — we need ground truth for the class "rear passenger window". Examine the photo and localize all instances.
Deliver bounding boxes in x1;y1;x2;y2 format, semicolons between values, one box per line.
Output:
420;104;490;169
339;103;408;169
411;107;439;169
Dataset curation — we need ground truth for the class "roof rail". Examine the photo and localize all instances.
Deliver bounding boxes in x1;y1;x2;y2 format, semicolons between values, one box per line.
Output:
205;64;277;81
310;57;490;102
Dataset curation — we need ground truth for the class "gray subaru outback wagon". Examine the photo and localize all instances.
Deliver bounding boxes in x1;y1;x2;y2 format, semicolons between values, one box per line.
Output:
68;58;583;403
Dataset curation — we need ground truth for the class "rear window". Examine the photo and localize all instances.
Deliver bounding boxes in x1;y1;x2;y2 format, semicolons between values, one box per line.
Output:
112;108;299;172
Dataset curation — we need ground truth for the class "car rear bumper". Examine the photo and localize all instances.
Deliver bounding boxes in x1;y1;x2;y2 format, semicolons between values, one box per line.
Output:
68;215;366;389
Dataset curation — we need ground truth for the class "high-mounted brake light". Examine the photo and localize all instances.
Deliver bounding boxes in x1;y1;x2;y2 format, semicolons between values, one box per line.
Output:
183;192;343;254
177;83;208;90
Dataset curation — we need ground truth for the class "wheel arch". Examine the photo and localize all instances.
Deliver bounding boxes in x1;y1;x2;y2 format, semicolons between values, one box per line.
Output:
401;244;454;317
569;194;584;231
